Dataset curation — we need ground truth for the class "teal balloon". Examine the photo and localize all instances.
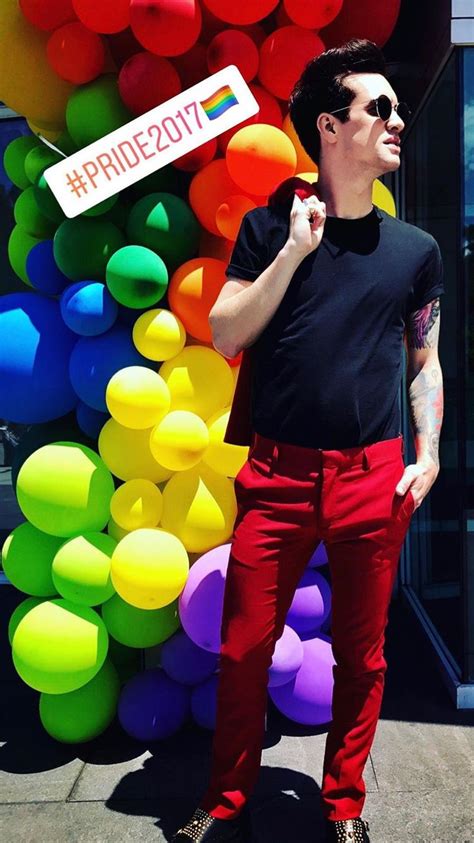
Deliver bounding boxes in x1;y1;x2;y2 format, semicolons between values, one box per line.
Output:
2;521;62;596
14;187;57;238
106;245;168;309
39;658;120;743
33;171;66;224
126;192;200;273
66;74;132;148
3;135;41;190
54;217;126;280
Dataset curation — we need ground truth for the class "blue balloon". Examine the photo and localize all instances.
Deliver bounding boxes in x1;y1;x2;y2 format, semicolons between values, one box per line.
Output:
60;281;119;336
118;668;191;741
68;324;155;412
161;630;218;686
76;401;110;439
191;674;218;730
0;293;78;423
25;240;70;296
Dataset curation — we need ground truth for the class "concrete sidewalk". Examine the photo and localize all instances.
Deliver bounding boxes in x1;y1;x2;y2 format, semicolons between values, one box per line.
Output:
1;591;473;843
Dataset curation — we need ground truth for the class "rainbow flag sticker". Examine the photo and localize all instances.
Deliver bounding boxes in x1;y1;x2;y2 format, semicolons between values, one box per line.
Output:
200;84;239;120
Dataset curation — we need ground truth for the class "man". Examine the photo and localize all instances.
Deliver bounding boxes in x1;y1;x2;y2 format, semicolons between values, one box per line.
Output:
172;38;444;843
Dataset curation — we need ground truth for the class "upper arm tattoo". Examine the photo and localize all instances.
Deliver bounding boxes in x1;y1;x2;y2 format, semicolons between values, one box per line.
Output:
406;298;441;350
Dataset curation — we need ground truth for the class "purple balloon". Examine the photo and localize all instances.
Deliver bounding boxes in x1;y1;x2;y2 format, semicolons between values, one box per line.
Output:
161;630;219;686
178;543;231;653
191;674;218;730
286;569;332;636
118;667;191;741
268;624;303;688
307;541;328;568
269;635;335;725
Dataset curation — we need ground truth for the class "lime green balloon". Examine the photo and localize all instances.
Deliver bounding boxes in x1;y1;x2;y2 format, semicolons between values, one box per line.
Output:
52;532;117;606
24;146;62;185
8;597;46;645
39;658;120;743
106;245;168;309
16;442;115;538
3;136;41;189
126;193;200;273
54;217;126;281
12;598;109;694
2;522;62;596
33;171;66;224
8;224;42;285
66;74;132;148
101;592;180;648
14;187;57;238
82;194;118;217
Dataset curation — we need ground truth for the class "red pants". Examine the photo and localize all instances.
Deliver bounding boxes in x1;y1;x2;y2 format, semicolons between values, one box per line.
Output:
199;431;416;822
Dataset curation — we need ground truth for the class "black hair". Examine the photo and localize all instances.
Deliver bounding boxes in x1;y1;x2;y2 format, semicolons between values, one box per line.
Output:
288;38;387;166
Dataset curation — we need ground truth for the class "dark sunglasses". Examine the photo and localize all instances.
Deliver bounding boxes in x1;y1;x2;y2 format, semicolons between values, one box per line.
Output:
330;94;412;124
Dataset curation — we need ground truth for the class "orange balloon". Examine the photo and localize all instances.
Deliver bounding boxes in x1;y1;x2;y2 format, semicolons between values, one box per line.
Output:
47;22;105;84
198;229;234;263
189;158;261;235
216;195;256;241
217;82;282;154
258;26;325;101
226;123;296;196
282;113;318;173
168;257;227;342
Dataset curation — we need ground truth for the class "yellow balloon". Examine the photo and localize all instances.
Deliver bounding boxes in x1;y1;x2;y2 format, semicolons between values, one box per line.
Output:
110;479;163;531
150;410;209;472
107;516;129;542
133;308;187;361
161;463;237;553
202;408;249;478
106;366;170;430
98;418;173;483
110;528;189;610
159;345;234;420
27;121;62;143
372;178;397;216
0;1;73;130
282;113;318;174
296;171;319;184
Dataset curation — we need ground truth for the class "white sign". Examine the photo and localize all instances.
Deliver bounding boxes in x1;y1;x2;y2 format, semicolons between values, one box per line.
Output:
44;65;259;218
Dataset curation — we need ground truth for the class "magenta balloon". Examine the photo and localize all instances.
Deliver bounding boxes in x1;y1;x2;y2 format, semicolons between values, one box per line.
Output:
269;635;335;725
286;569;331;636
178;543;231;653
307;540;328;568
191;673;218;730
161;629;218;685
268;624;303;688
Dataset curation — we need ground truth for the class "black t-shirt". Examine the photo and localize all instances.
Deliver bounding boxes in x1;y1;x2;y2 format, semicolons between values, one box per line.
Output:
225;201;445;449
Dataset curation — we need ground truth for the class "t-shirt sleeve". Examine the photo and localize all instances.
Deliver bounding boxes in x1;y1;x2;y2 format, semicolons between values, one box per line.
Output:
406;237;445;315
225;209;269;282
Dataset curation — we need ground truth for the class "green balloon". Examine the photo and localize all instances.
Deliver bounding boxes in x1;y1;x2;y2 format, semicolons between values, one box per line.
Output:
14;187;57;238
54;217;126;280
52;532;117;606
107;636;142;686
8;597;46;645
55;129;78;156
33;171;66;224
8;224;42;285
82;194;118;217
24;146;62;185
39;658;120;743
106;244;168;309
12;598;109;694
128;165;178;200
126;192;200;273
3;136;41;190
2;522;62;596
16;441;115;538
101;592;180;648
66;74;132;148
102;197;133;230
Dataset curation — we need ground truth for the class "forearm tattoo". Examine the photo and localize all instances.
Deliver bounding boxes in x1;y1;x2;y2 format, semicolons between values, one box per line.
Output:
406;298;440;350
407;366;443;468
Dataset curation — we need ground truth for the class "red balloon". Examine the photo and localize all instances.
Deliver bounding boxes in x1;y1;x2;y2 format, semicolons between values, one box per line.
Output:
172;42;208;89
202;0;279;26
284;0;343;30
259;26;325;101
320;0;401;48
217;83;282;154
106;29;144;69
72;0;130;33
19;0;76;31
118;52;182;116
47;22;105;84
237;23;266;48
173;139;217;172
207;30;259;82
130;0;202;58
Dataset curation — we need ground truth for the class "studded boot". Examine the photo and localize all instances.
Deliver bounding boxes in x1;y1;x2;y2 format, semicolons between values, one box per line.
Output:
171;807;243;842
325;816;371;843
